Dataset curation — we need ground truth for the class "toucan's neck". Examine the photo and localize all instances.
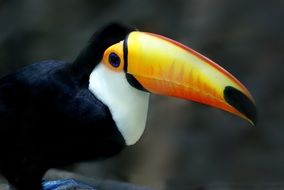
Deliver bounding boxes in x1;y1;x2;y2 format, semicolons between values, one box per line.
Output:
89;64;150;145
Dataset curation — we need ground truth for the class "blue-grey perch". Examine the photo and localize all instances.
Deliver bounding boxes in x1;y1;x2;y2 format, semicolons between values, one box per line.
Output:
42;179;96;190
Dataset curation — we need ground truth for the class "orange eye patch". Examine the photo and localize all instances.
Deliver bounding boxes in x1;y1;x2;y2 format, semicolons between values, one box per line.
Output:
102;41;125;72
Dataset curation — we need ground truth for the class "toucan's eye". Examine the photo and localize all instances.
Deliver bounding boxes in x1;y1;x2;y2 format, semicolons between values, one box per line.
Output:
109;53;121;68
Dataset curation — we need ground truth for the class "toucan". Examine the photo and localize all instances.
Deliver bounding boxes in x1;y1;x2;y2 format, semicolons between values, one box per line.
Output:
0;23;256;190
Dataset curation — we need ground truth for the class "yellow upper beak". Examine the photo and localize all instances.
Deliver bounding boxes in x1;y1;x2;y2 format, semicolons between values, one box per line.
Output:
124;31;256;125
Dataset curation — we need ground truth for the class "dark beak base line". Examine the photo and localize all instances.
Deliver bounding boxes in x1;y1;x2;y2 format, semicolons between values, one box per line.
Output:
123;34;129;72
123;33;149;92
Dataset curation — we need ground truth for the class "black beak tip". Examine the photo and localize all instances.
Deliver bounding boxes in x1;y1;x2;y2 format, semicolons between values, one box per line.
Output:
224;86;257;126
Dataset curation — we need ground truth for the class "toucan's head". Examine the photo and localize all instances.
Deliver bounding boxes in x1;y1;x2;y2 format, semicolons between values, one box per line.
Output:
76;23;257;145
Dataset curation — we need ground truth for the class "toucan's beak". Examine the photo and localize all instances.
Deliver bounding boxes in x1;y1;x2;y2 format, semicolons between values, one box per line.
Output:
125;31;257;125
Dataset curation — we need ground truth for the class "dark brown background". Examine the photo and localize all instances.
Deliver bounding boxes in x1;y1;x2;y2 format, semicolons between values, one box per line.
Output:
0;0;283;189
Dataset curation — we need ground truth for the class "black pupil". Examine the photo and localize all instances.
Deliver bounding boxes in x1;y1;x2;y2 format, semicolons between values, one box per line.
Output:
109;53;120;67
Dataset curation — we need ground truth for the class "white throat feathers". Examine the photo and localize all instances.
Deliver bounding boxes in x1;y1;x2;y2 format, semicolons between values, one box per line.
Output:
89;63;150;145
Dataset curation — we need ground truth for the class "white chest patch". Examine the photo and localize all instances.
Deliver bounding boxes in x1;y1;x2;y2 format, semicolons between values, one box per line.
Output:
89;63;150;145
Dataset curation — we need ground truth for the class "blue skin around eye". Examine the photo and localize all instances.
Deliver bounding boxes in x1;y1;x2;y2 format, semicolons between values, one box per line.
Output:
109;53;121;67
42;179;96;190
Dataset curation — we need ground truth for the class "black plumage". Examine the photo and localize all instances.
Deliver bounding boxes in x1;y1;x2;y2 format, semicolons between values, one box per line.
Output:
0;23;135;190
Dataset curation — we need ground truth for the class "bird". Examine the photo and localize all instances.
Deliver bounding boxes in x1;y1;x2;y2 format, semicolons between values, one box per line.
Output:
0;23;256;190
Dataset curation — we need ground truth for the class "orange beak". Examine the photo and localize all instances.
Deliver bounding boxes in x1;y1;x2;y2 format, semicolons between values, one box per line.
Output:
124;31;257;125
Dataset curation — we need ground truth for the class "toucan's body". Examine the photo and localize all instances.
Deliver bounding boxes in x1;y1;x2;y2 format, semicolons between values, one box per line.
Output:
0;60;126;190
0;23;256;190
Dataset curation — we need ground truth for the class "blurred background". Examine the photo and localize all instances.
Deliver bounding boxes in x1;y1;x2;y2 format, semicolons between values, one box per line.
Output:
0;0;283;189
